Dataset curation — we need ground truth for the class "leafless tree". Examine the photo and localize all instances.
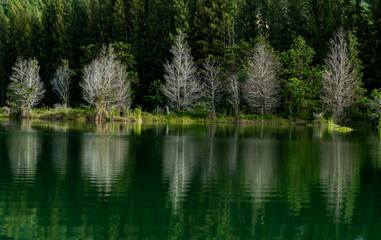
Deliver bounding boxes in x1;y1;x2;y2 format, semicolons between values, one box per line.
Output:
80;45;132;118
228;73;240;116
201;57;223;118
243;43;280;116
113;63;132;113
7;57;45;112
162;31;201;111
321;28;361;122
51;59;72;107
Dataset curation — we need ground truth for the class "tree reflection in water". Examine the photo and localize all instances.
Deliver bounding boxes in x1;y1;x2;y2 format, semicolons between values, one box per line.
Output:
81;122;129;193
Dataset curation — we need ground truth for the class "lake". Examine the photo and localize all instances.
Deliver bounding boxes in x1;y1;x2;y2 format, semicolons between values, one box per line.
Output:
0;119;380;239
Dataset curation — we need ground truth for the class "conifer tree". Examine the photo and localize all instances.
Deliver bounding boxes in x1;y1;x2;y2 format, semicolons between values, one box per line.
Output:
53;0;70;60
172;0;190;36
0;6;9;104
100;0;114;43
193;0;211;60
113;0;128;42
371;0;381;87
8;0;33;57
87;0;100;44
69;0;89;63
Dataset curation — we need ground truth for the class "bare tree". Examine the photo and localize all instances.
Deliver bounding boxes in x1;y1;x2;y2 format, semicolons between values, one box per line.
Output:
162;31;201;111
80;45;132;119
201;57;222;118
51;59;72;107
7;57;45;114
228;73;240;116
113;63;132;113
243;43;280;116
321;28;361;122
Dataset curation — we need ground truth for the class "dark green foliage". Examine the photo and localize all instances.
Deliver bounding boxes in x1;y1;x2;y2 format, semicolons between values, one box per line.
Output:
283;78;309;118
87;0;100;44
280;36;322;118
172;0;191;36
113;0;128;42
0;6;9;105
367;89;381;126
99;0;114;43
112;41;139;85
146;79;165;109
370;0;381;88
0;0;379;123
6;82;34;116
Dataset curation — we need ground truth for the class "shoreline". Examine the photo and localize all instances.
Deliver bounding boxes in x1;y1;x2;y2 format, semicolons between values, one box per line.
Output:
0;107;363;131
0;107;302;125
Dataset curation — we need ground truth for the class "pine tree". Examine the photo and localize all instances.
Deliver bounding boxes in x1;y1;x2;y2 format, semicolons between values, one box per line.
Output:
172;0;190;36
0;6;9;105
193;0;211;61
308;0;338;62
8;0;30;57
193;0;243;62
87;0;101;44
100;0;114;43
371;0;381;87
236;0;257;41
69;0;88;61
53;0;70;60
113;0;128;42
128;0;144;47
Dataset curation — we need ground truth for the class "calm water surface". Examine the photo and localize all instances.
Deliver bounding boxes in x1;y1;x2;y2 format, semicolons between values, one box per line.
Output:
0;119;380;239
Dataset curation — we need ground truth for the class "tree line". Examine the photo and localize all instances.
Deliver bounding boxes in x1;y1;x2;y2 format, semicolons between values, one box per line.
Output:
0;0;380;123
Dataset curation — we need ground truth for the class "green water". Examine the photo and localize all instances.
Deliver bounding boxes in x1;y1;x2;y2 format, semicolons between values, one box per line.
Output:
0;120;380;239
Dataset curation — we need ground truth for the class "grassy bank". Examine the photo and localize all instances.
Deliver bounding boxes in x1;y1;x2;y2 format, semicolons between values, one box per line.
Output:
0;107;366;130
0;107;295;125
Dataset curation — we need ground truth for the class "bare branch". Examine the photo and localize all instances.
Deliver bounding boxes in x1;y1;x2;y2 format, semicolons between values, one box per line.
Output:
51;59;72;107
80;45;132;114
321;28;360;122
243;43;280;116
162;31;201;111
227;73;240;116
7;57;45;111
201;57;222;112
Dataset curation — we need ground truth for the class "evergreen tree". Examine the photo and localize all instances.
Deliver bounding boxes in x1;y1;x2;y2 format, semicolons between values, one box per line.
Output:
8;0;34;57
172;0;191;36
236;0;258;41
128;0;144;47
193;0;211;61
53;0;70;60
113;0;128;42
135;0;173;105
87;0;101;44
280;36;322;117
371;0;381;88
308;0;338;62
0;6;9;105
100;0;114;43
70;0;89;62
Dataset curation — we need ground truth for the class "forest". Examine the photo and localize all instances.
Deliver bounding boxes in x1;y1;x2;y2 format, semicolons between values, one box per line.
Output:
0;0;380;123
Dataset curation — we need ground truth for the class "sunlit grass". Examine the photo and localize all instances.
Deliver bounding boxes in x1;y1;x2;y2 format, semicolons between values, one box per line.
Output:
334;126;354;132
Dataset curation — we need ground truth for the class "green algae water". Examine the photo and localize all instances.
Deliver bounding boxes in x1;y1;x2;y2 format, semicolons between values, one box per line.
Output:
0;119;380;239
